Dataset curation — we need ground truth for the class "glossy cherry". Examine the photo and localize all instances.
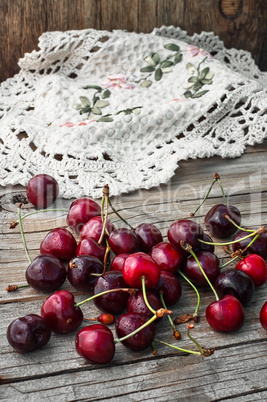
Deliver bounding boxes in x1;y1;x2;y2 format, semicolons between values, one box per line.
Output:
80;216;115;243
260;301;267;331
214;269;255;305
127;290;162;320
110;253;130;272
235;254;267;287
75;237;107;263
204;204;241;238
167;219;204;254
108;228;139;255
149;241;185;274
26;174;59;208
115;312;156;351
40;227;77;261
41;290;83;333
184;250;220;287
75;324;115;364
134;223;163;253
232;230;267;260
206;295;245;332
93;271;129;315
197;233;215;253
66;197;101;234
123;252;160;289
6;314;51;353
26;254;66;292
152;270;182;306
68;255;103;292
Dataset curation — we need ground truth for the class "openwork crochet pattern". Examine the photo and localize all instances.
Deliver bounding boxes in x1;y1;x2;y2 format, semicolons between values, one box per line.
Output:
0;27;266;198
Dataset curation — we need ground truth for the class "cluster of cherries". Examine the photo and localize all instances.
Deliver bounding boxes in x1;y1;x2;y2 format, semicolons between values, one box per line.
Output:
6;173;267;365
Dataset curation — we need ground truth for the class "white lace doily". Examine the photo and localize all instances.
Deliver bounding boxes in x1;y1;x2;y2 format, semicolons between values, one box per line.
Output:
0;27;267;199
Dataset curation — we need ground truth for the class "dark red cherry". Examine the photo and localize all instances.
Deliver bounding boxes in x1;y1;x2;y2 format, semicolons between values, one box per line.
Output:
214;269;255;305
204;204;241;238
152;270;182;306
66;198;101;234
108;228;139;255
115;312;156;351
127;290;162;320
26;174;59;208
40;227;77;261
41;290;83;333
80;216;115;243
184;250;220;287
232;230;267;260
68;255;103;292
123;252;160;289
149;241;185;274
235;254;267;287
260;301;267;331
167;219;204;254
26;254;66;292
75;237;107;263
110;253;130;272
93;271;129;315
206;295;245;332
75;324;115;364
6;314;51;353
134;223;163;253
197;233;215;253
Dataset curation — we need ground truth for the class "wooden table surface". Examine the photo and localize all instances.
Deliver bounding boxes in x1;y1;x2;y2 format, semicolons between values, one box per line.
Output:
1;140;267;401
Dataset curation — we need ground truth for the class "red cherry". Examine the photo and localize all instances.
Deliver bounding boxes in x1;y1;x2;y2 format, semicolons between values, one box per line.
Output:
260;301;267;331
206;295;245;332
41;290;83;333
26;174;59;208
149;241;185;274
184;250;220;287
66;198;101;234
235;254;267;287
204;204;241;238
134;223;163;253
123;252;160;289
68;255;104;292
167;219;204;254
75;324;115;364
110;253;130;272
127;290;162;320
40;227;77;261
75;237;107;263
152;270;182;306
80;216;115;243
108;228;139;255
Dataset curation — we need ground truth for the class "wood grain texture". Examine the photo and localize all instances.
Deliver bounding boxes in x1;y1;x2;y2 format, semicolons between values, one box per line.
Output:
0;0;266;82
1;140;267;400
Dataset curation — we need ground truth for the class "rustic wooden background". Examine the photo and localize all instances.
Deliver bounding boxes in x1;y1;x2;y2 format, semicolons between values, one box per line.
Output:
0;0;267;82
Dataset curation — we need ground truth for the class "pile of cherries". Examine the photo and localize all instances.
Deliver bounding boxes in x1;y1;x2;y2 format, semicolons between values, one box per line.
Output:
6;173;267;364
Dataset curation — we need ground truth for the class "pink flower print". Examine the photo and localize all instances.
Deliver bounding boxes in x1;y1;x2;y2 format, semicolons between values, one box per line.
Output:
165;98;189;104
59;119;96;127
186;45;212;59
102;74;135;89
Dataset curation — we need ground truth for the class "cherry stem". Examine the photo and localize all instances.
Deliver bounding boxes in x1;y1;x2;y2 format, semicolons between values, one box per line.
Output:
154;338;201;356
115;314;158;344
191;177;217;217
178;269;200;318
6;284;29;292
180;241;219;301
217;178;226;204
159;291;181;339
10;208;69;229
219;255;240;269
105;185;133;230
223;214;255;233
141;276;156;315
75;288;133;307
198;229;262;247
17;204;32;264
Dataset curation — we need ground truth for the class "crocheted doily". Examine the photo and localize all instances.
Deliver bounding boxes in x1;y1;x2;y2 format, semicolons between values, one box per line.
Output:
1;26;267;198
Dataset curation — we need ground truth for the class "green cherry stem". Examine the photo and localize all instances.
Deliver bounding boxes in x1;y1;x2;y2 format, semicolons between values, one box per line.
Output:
6;284;29;292
74;288;134;308
180;241;219;301
186;325;215;357
198;229;261;247
18;204;32;264
178;269;200;320
141;276;156;315
154;338;201;356
191;176;218;217
115;314;158;344
104;184;134;230
159;291;181;340
223;214;255;233
10;208;69;229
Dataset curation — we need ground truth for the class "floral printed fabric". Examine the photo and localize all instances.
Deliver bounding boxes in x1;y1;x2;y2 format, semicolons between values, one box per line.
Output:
0;28;267;198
